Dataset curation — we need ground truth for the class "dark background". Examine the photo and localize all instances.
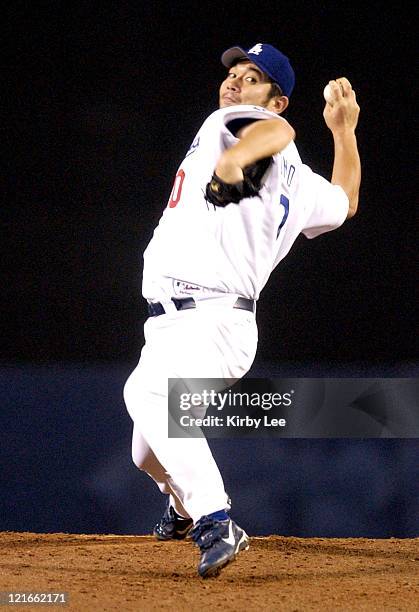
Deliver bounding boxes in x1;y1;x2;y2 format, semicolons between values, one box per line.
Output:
3;1;417;365
2;2;417;537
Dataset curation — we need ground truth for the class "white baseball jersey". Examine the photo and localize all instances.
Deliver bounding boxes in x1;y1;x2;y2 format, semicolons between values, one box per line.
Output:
142;105;349;301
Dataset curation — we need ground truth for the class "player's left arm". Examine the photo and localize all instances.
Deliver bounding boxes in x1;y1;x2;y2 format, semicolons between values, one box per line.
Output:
215;118;295;184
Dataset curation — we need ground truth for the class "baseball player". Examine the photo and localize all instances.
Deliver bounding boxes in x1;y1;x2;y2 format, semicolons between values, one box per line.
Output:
123;42;361;578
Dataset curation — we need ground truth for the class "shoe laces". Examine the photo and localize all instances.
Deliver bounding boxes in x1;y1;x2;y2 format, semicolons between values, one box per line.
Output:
191;517;226;550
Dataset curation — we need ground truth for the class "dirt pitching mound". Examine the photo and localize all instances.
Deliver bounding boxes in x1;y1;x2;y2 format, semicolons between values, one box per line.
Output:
1;532;417;611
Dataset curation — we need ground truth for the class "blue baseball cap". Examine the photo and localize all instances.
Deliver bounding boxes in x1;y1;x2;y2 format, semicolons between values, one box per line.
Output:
221;43;295;97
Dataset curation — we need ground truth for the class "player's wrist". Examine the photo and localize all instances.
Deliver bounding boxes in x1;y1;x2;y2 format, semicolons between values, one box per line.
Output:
215;153;244;184
331;129;358;147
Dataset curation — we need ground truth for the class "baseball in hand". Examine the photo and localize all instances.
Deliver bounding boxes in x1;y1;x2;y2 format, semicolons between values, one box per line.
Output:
323;84;334;104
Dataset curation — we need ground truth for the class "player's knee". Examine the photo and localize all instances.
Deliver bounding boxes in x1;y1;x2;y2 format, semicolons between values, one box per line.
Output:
131;448;143;470
123;375;132;405
131;435;148;470
123;373;138;419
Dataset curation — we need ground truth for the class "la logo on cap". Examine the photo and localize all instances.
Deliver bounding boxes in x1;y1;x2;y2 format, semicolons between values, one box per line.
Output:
248;43;263;55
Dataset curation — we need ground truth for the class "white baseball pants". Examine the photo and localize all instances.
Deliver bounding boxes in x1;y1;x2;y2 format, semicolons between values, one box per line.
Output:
123;298;257;523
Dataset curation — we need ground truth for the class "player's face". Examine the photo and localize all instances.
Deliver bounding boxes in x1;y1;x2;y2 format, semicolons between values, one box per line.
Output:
219;61;279;111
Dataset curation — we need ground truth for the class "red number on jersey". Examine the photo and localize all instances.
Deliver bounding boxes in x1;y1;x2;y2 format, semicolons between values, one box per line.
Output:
168;169;186;208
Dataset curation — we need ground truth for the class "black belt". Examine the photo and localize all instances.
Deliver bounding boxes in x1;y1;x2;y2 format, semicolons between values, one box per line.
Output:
147;297;255;317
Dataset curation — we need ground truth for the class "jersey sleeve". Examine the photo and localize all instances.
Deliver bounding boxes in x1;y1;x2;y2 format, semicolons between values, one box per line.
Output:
300;167;349;238
218;105;281;147
225;117;259;137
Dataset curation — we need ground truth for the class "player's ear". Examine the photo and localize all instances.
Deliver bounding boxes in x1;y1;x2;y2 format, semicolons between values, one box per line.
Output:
268;95;289;115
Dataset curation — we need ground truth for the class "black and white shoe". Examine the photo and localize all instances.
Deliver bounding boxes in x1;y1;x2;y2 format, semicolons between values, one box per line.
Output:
191;515;249;578
153;504;193;541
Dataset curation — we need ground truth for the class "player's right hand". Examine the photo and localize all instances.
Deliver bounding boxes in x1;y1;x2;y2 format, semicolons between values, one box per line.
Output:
323;77;360;134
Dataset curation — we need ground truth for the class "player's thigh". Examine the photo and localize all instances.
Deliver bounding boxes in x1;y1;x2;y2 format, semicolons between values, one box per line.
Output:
162;308;258;379
124;309;257;411
212;308;258;379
